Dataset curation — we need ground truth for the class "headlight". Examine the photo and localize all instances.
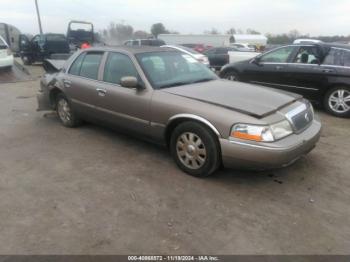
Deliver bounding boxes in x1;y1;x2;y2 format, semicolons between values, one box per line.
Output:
6;48;12;56
270;120;293;140
231;120;293;142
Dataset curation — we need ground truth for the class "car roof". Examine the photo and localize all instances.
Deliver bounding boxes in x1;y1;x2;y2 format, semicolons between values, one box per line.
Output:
84;45;177;54
292;43;350;50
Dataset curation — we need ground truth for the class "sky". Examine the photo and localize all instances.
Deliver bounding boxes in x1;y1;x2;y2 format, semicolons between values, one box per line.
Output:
1;0;349;36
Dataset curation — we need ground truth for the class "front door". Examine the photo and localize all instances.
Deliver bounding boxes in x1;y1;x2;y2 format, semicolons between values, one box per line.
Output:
244;45;297;88
96;51;152;134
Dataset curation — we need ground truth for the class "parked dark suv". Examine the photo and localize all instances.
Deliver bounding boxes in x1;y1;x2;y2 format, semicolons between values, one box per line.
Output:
19;34;70;65
220;43;350;117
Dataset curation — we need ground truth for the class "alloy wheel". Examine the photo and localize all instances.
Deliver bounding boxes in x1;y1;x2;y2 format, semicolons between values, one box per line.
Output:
328;89;350;114
176;132;207;170
57;98;72;124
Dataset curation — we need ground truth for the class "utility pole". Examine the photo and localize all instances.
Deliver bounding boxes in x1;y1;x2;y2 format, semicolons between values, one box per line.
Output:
34;0;43;34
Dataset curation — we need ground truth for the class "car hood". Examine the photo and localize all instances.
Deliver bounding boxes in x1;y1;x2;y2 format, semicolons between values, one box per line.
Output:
162;79;301;118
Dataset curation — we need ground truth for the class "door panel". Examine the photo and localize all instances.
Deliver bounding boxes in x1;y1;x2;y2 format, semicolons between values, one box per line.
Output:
284;46;329;101
64;51;105;119
95;52;152;134
242;46;297;88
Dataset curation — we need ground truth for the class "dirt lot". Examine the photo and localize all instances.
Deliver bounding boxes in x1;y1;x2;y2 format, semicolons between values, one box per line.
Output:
0;65;349;254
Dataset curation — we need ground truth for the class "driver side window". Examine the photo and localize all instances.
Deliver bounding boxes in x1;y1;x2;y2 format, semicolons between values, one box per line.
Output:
292;46;318;64
260;46;295;63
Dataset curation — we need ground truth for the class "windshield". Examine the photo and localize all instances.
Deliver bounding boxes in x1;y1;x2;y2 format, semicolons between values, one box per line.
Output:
136;51;217;89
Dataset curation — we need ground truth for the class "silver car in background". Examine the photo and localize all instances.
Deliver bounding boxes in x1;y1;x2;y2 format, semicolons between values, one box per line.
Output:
161;44;210;67
0;35;14;69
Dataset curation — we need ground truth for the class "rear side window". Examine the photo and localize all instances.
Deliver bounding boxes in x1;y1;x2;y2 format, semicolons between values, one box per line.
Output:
79;52;104;80
69;53;85;75
46;34;66;42
323;48;350;67
103;52;138;85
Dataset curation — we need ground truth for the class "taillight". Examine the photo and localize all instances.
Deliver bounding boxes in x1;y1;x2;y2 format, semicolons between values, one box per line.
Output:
6;48;12;56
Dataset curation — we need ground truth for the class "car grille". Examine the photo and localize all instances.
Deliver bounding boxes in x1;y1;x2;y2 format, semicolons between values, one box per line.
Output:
286;103;314;133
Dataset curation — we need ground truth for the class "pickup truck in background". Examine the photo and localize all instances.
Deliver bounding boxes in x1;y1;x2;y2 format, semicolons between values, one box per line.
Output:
204;47;259;70
67;20;94;50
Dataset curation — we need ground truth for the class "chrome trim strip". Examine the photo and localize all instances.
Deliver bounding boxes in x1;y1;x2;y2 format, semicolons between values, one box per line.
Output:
151;122;166;128
168;114;221;137
285;103;307;122
251;81;318;91
320;64;350;69
228;139;295;151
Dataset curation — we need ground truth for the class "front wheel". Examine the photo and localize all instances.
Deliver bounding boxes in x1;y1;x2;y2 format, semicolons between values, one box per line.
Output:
223;71;240;81
324;86;350;118
170;121;221;177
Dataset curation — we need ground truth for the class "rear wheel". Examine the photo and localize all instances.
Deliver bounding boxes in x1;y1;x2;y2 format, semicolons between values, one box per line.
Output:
224;70;239;81
324;86;350;118
170;121;221;177
56;93;81;127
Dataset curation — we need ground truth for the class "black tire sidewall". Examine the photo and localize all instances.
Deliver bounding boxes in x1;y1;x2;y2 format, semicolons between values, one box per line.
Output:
224;70;239;81
170;121;221;177
324;86;350;118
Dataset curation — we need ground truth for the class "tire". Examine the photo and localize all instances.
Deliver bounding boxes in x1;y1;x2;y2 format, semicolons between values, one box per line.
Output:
224;70;240;81
323;86;350;118
22;56;32;65
56;93;82;127
170;121;221;177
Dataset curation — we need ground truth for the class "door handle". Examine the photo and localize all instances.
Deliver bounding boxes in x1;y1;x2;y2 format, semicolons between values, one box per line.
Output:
275;65;284;70
96;88;107;97
322;69;334;73
63;79;71;88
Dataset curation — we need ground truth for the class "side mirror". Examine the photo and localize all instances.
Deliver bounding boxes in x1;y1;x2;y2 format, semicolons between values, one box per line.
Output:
120;76;141;89
252;56;261;65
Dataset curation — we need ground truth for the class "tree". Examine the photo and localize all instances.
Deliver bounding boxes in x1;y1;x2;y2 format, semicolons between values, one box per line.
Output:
246;28;260;35
107;22;134;43
151;23;169;38
226;28;236;35
133;30;151;39
288;29;301;40
204;28;220;35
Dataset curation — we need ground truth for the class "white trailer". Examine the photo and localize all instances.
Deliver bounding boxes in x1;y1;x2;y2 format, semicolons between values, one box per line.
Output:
0;23;21;53
158;34;267;47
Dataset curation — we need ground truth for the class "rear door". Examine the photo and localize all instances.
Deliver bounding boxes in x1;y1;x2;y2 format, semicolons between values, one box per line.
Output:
284;45;329;101
63;51;107;119
244;45;298;86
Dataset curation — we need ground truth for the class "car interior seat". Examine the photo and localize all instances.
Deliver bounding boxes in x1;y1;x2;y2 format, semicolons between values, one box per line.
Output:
301;53;309;63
